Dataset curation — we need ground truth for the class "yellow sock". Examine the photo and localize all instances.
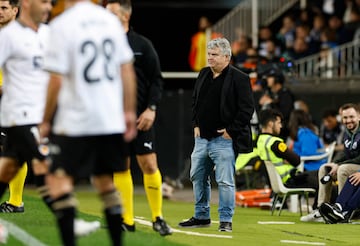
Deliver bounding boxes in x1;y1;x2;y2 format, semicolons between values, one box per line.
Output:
8;163;27;206
144;169;162;221
114;169;134;226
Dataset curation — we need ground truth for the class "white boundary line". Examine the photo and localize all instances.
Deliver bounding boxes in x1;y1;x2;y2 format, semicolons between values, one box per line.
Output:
280;240;325;245
134;217;232;239
258;221;295;224
0;218;47;246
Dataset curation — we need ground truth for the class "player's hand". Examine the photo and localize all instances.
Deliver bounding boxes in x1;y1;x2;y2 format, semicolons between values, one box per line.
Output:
217;128;231;139
194;127;200;137
259;94;273;105
326;163;339;176
136;108;155;131
349;172;360;186
124;111;137;142
39;121;51;139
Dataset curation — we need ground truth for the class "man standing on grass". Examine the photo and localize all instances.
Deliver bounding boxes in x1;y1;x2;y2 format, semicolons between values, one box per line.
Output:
0;0;101;237
39;0;137;244
179;37;254;232
106;0;172;236
0;0;53;219
0;0;29;214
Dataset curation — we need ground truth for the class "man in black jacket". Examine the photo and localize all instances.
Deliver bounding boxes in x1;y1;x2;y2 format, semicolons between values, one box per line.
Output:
178;37;254;232
106;0;171;236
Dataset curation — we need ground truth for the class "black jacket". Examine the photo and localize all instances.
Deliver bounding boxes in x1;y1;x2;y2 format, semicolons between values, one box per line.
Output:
192;65;255;154
127;28;163;115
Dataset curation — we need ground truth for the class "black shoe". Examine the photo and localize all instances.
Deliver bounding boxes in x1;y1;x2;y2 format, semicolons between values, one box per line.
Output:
347;209;360;222
121;222;135;232
319;203;344;224
218;222;232;232
153;217;172;236
178;217;211;228
0;202;24;213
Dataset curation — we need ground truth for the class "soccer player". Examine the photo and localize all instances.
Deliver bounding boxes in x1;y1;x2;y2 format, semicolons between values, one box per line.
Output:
0;0;53;217
0;0;100;237
0;0;27;214
106;0;172;236
39;0;137;244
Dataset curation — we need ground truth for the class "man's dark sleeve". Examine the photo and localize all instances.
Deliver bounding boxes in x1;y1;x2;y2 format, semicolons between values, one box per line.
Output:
143;40;163;107
336;153;360;165
271;140;300;167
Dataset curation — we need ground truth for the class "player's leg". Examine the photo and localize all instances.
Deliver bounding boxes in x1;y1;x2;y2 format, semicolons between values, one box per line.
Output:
47;135;83;246
96;134;126;245
25;126;54;211
135;129;172;236
137;153;172;236
47;173;76;246
137;153;162;220
0;127;29;204
0;163;27;212
113;157;135;231
93;175;122;245
0;157;21;199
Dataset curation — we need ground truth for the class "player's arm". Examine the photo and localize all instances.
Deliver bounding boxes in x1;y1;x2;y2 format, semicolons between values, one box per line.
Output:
145;40;163;110
39;72;62;138
137;40;163;131
121;62;137;142
271;140;300;167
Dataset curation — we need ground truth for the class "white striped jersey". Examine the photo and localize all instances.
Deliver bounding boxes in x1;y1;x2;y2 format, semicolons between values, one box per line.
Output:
44;2;134;136
0;21;50;127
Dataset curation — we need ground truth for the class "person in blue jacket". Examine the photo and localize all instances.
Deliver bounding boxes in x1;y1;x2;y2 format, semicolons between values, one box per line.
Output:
288;109;327;171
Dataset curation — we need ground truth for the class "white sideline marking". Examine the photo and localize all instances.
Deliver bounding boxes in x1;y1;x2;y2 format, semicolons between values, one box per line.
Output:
0;218;46;246
280;240;325;245
134;217;232;239
258;221;295;224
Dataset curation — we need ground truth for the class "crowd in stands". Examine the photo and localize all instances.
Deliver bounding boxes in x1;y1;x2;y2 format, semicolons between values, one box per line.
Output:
231;0;360;80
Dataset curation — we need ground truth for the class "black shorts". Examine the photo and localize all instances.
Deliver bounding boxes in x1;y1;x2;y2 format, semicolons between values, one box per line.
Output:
49;134;127;179
127;127;156;156
2;125;46;165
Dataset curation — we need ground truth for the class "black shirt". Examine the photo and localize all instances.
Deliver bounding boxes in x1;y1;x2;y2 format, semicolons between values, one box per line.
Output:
196;67;228;140
127;28;163;115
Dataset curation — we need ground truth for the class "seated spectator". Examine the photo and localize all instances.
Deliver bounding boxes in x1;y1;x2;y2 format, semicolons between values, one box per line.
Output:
319;171;360;223
263;39;282;63
319;108;345;158
344;4;360;41
320;27;338;49
236;109;319;200
256;109;319;207
328;14;353;44
294;99;319;134
288;109;326;171
258;26;277;58
309;14;326;44
231;34;252;66
276;15;296;51
295;24;320;54
296;8;312;27
284;37;311;60
300;103;360;222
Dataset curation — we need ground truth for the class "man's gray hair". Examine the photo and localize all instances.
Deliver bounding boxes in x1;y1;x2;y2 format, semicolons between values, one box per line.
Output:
207;37;232;58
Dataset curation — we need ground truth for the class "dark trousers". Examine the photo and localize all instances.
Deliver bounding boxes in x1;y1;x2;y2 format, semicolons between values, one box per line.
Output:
336;179;360;213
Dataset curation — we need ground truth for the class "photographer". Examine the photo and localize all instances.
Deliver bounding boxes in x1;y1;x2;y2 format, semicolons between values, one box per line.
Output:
301;103;360;222
259;68;295;140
